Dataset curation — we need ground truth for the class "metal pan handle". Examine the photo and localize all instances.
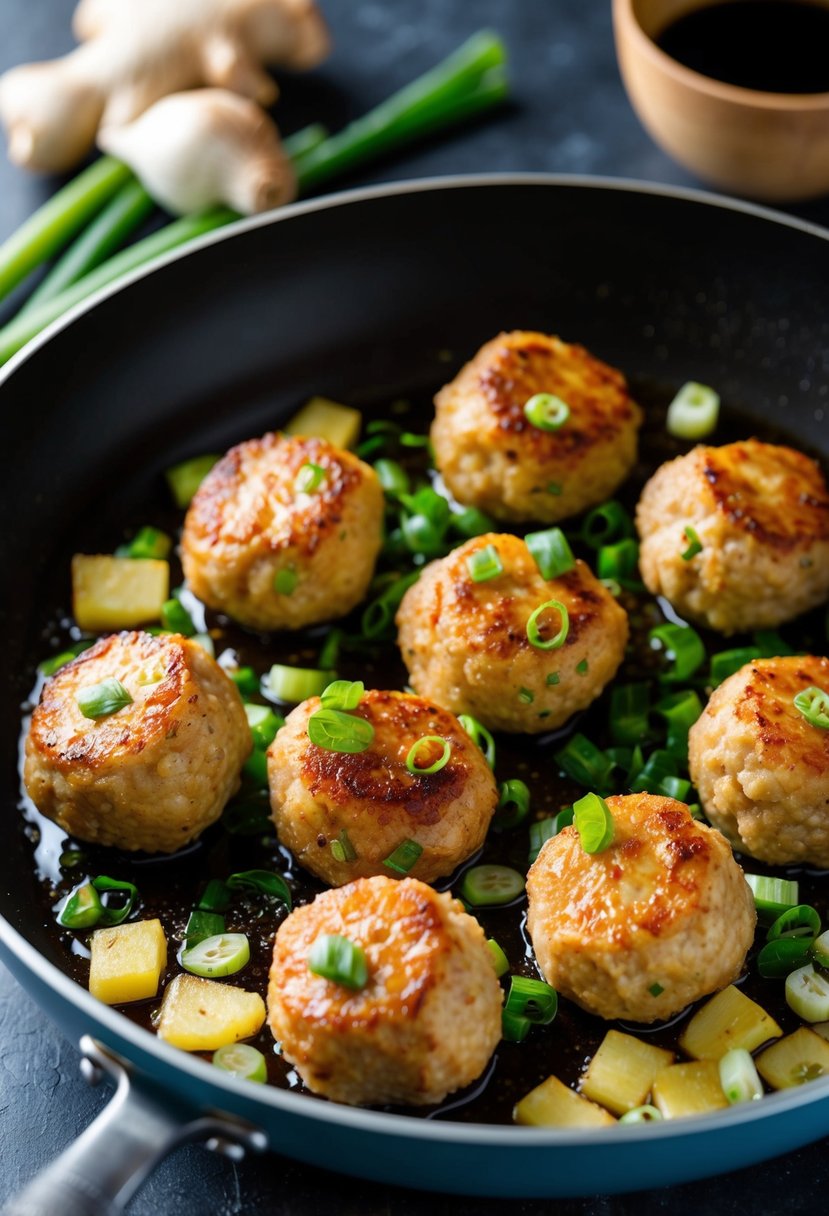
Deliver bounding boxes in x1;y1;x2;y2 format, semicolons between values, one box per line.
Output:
2;1036;267;1216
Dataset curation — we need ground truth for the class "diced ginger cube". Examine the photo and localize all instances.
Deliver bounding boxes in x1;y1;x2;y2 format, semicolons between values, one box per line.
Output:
679;985;782;1060
581;1029;674;1115
72;554;169;631
157;974;266;1051
89;919;167;1005
284;396;362;449
652;1060;729;1119
514;1074;615;1128
756;1027;829;1090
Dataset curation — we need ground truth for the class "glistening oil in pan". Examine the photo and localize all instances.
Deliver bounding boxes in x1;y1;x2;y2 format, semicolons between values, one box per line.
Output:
16;376;829;1125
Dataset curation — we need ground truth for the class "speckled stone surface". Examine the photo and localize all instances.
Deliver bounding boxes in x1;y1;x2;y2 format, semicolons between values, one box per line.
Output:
1;1;828;1212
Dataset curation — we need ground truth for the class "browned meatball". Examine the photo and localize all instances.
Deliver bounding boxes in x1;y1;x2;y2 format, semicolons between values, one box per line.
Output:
636;439;829;634
431;330;643;523
267;876;503;1106
267;689;498;884
396;533;628;733
24;631;250;853
181;432;383;631
526;794;756;1022
689;655;829;867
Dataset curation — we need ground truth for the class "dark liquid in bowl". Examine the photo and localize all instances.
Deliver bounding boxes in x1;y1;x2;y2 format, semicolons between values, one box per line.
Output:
656;1;829;94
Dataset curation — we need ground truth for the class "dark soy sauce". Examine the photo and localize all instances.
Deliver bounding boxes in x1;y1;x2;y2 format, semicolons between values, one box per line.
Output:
656;1;829;94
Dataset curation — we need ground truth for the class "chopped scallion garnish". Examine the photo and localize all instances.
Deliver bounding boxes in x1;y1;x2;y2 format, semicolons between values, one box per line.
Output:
597;538;639;580
493;779;531;830
460;864;525;907
573;792;614;854
308;933;368;990
212;1043;267;1083
307;706;375;754
555;733;615;793
649;622;706;682
504;976;558;1025
330;829;357;864
450;506;496;538
767;905;821;943
619;1105;663;1124
719;1048;763;1104
374;459;410;498
184;909;226;947
57;881;102;929
320;679;365;711
580;500;633;548
466;543;504;583
165;454;220;508
76;678;133;720
229;665;260;699
523;392;570;431
405;735;452;775
161;595;196;636
745;874;800;923
273;567;299;596
181;932;250;978
609;683;650;747
458;714;496;767
709;647;762;685
361;570;420;639
487;939;510;977
90;875;138;927
526;599;569;650
197;879;231;914
518;687;534;704
793;685;829;730
383;838;424;875
294;462;326;494
39;639;94;677
525;527;575;580
786;964;829;1023
244;703;284;750
227;869;292;909
266;664;334;703
757;938;813;978
117;525;173;561
680;525;703;561
666;381;720;440
501;1009;532;1042
653;688;703;761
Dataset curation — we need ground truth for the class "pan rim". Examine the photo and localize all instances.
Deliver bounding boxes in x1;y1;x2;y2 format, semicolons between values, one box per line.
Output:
2;170;829;1148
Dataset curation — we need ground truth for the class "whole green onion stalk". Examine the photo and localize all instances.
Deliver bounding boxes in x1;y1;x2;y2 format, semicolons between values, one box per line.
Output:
0;31;508;367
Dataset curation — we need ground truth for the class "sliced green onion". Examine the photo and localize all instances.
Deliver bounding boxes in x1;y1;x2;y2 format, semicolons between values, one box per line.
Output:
719;1049;763;1104
401;512;445;556
609;683;650;747
227;870;292;910
318;629;343;671
451;506;496;538
460;864;525;907
161;596;196;636
573;792;614;854
212;1043;267;1083
529;817;556;864
658;775;692;801
710;647;762;685
753;629;795;658
649;623;706;683
361;570;420;639
399;431;431;449
576;659;589;675
526;599;569;650
117;526;173;561
523;392;570;431
39;639;95;677
267;664;334;703
184;909;226;947
466;543;504;583
547;482;563;496
666;381;720;440
493;779;531;830
555;733;615;793
547;672;561;686
681;525;703;561
374;459;410;498
244;704;284;750
320;679;365;711
330;829;358;864
294;462;326;494
653;689;703;760
273;567;299;596
487;939;510;977
525;527;575;580
597;538;639;580
90;876;138;927
308;706;375;754
242;748;269;788
649;982;665;997
811;930;829;969
458;714;496;768
57;881;103;929
308;934;368;990
504;976;558;1025
405;736;452;775
197;879;231;914
756;938;813;978
383;838;424;875
76;678;133;720
501;1010;532;1042
767;905;821;942
786;964;829;1022
228;666;260;699
518;687;534;705
628;749;680;795
794;686;829;730
165;454;220;508
181;932;250;978
619;1105;663;1124
580;501;633;548
745;874;800;923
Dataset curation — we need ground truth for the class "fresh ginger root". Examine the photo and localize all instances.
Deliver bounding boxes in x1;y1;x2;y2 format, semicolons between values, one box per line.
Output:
0;0;329;172
99;89;297;215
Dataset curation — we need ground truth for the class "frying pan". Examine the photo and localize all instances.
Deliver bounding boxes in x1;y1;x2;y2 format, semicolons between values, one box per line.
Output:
2;175;829;1213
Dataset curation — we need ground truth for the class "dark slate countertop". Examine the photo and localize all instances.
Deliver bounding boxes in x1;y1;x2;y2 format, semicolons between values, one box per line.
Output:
1;1;828;1212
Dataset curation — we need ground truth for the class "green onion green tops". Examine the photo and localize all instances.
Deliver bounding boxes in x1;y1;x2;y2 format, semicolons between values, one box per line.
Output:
580;501;632;548
460;864;525;907
58;875;139;929
273;567;299;596
526;600;569;650
226;869;292;909
794;685;829;729
494;779;531;830
320;679;365;710
681;525;703;561
76;678;133;720
308;933;368;990
458;714;496;767
487;939;510;977
212;1043;267;1084
757;937;812;978
405;736;451;774
666;381;720;440
181;932;250;978
161;595;196;636
374;458;410;498
504;976;558;1025
649;622;705;682
555;733;615;792
244;704;283;750
57;881;102;929
766;905;821;942
118;525;173;561
294;462;326;494
525;527;575;579
709;647;761;685
308;706;375;753
383;838;424;874
466;543;504;583
165;454;220;508
523;392;570;432
573;792;614;854
267;664;334;703
330;829;358;864
745;874;799;922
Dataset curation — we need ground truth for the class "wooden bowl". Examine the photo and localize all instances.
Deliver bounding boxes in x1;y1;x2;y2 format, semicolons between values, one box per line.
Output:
612;0;829;202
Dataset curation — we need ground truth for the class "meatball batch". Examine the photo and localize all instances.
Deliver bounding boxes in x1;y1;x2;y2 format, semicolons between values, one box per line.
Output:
689;655;829;868
181;432;384;632
526;794;756;1023
24;631;250;853
268;875;503;1106
430;330;643;524
636;438;829;634
267;688;498;885
396;532;628;734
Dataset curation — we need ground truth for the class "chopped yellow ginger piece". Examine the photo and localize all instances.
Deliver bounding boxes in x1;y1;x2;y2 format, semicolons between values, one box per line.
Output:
72;554;168;631
652;1060;729;1119
157;973;266;1051
89;919;167;1005
284;396;362;449
581;1029;674;1115
679;985;782;1060
514;1074;615;1128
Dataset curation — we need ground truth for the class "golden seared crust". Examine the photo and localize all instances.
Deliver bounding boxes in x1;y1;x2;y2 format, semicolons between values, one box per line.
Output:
267;876;503;1106
396;533;628;733
688;655;829;867
636;439;829;634
526;794;755;1022
24;631;251;853
181;432;383;631
267;689;498;885
431;331;642;523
